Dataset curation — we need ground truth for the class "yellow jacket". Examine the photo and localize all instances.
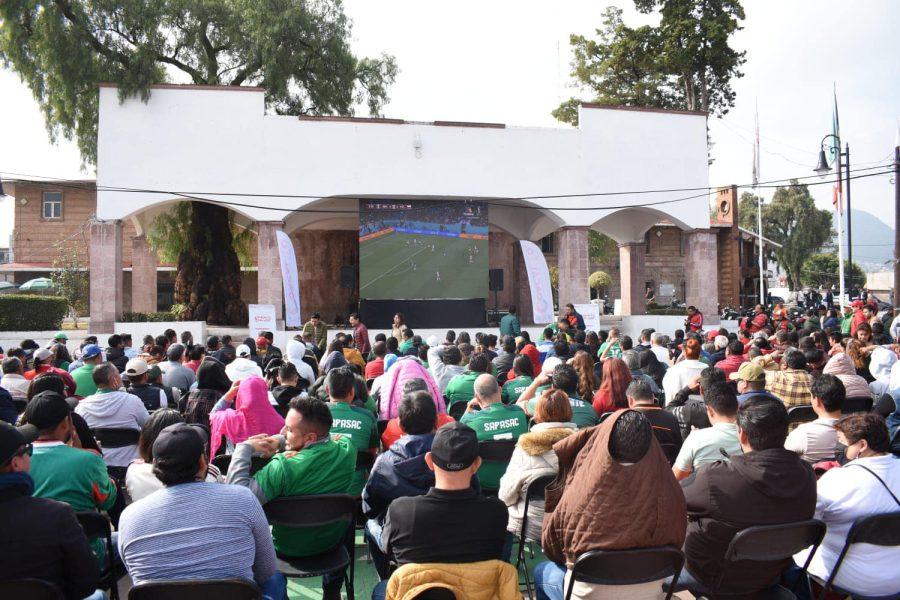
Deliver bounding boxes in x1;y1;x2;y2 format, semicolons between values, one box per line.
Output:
386;560;522;600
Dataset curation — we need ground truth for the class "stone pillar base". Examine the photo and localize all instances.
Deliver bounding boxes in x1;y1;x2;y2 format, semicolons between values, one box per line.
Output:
89;220;123;333
257;222;285;321
556;227;590;310
685;229;719;320
131;235;158;314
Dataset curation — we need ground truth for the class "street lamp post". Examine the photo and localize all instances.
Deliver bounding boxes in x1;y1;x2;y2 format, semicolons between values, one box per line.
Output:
814;135;851;308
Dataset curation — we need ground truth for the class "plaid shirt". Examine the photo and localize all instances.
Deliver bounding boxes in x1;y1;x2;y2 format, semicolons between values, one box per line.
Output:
764;367;813;407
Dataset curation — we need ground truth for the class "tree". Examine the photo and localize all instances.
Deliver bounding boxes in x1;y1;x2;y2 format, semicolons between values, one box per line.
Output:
802;253;865;290
554;1;745;125
589;270;613;296
589;230;618;264
1;1;397;324
51;242;88;326
739;183;834;291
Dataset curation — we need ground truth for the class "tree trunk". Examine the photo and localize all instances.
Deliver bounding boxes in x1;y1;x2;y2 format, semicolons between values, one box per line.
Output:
174;203;247;325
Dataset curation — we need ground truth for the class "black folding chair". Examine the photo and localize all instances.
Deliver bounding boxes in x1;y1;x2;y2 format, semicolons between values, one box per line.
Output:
263;494;357;600
410;588;457;600
448;402;467;421
811;511;900;600
565;546;685;600
843;396;874;414
659;442;679;466
599;411;615;423
92;428;141;449
682;519;826;599
76;511;121;600
377;419;390;439
210;454;271;476
514;474;556;599
128;579;261;599
13;398;27;415
0;579;63;599
787;406;817;427
356;450;376;478
477;440;517;495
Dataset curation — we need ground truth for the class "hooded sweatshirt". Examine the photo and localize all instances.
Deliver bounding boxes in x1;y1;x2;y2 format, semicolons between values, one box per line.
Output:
868;346;897;397
225;356;263;382
74;389;150;467
681;447;816;592
362;433;436;519
285;340;317;384
822;353;873;399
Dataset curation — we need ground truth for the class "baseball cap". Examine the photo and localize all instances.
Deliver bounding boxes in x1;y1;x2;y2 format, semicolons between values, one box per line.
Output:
430;422;479;472
23;391;71;430
236;344;252;358
706;331;718;342
541;356;562;375
714;335;729;350
147;365;162;381
851;300;863;309
33;348;53;362
0;422;38;465
81;344;102;360
730;362;766;383
152;423;210;471
255;336;269;347
125;358;149;377
53;332;68;341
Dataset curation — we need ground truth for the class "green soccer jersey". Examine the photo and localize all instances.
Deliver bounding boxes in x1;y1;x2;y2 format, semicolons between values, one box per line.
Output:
444;371;480;408
71;364;98;397
253;435;355;557
327;402;379;496
527;394;598;429
598;340;623;359
460;403;528;490
501;376;533;405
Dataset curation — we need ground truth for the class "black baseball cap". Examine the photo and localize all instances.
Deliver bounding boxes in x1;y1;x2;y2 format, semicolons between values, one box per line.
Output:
430;422;479;472
152;423;209;470
0;422;38;465
23;391;72;430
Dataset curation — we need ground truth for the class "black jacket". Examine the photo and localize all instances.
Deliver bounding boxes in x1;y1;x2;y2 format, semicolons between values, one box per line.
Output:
127;383;166;411
0;386;17;424
0;473;100;599
681;448;816;593
666;387;711;439
105;347;128;372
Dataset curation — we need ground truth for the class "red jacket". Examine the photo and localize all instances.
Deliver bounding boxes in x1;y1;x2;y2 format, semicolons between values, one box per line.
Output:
850;310;867;336
24;365;76;397
714;354;747;379
748;312;768;334
688;312;704;333
365;358;385;380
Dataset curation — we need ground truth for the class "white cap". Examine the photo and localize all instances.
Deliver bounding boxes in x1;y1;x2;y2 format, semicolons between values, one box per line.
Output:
753;331;768;341
125;358;149;376
541;356;562;374
427;335;440;347
714;335;729;350
236;344;252;357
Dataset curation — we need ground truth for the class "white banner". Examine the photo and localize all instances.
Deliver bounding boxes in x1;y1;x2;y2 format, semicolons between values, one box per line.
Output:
574;303;600;331
248;304;277;339
275;230;301;327
519;240;554;325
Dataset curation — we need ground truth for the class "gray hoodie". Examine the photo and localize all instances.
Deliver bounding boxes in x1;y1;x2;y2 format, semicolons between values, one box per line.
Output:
75;390;149;467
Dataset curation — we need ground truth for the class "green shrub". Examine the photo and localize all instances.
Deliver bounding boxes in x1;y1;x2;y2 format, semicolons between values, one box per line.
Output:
0;295;69;330
120;311;179;323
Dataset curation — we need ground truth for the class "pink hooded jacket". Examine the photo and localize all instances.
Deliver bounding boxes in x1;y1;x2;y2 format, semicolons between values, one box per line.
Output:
209;376;285;456
379;357;445;419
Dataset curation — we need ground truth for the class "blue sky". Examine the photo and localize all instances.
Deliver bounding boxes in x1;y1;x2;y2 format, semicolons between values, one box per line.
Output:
2;0;898;253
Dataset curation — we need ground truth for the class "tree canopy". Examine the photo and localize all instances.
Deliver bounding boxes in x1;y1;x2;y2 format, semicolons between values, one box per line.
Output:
0;0;398;163
554;0;745;125
802;253;865;290
739;183;834;291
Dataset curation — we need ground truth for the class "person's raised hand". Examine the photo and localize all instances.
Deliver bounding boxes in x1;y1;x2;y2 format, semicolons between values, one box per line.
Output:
688;375;702;392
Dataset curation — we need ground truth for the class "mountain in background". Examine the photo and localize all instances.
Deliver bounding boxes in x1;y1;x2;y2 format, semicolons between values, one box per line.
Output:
831;209;893;272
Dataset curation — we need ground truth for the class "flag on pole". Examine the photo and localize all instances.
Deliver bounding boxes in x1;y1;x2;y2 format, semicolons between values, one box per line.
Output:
832;85;842;214
752;102;760;186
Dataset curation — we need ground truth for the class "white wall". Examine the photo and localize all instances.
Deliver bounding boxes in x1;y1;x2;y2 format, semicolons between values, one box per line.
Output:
97;86;710;241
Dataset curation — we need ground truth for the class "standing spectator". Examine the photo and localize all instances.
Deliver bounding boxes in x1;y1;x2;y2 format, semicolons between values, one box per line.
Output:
301;312;329;354
663;338;708;404
1;357;29;402
390;312;406;344
0;421;102;600
24;348;76;397
160;344;196;392
125;359;168;412
797;414;900;597
592;357;632;415
349;312;371;357
714;340;747;380
105;334;129;372
209;376;284;457
686;305;704;333
118;423;285;599
75;364;150;476
225;344;264;382
460;374;528;490
785;374;844;464
70;344;103;398
671;397;816;595
325;367;378;496
672;382;742;480
500;306;521;337
563;303;585;331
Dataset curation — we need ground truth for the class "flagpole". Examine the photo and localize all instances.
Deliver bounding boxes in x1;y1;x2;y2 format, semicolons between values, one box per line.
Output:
835;147;846;311
754;103;765;305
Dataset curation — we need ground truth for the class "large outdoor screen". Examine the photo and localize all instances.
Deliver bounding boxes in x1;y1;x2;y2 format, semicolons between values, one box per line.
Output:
359;200;489;300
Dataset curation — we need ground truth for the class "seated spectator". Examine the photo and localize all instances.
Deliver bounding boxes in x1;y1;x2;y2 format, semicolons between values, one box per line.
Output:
758;348;814;407
663;338;707;404
493;335;517;382
461;374;528;490
597;328;623;359
284;339;316;385
501;355;534;405
104;335;129;372
340;334;366;372
225;344;265;382
499;390;575;547
640;348;667;389
226;397;355;600
0;421;102;600
125;409;223;503
372;422;508;600
324;367;377;496
626;379;682;459
24;348;77;397
118;423;285;599
270;362;307;415
183;358;231;428
159;344;196;391
518;364;599;429
428;344;466;394
445;352;492;409
731;362;782;406
714;340;747;380
71;344;103;397
796;414;900;597
784;374;844;464
536;410;687;600
75;363;149;477
380;379;454;450
365;341;388;380
209;375;284;456
650;332;670;364
125;358;168;412
622;349;660;395
184;344;205;373
821;352;872;399
377;356;444;421
672;397;816;595
1;357;29;401
592;357;632;415
672;382;742;480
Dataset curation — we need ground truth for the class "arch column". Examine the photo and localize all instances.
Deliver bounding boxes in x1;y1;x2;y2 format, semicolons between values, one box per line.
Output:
89;220;123;333
618;241;646;315
556;227;590;309
131;235;157;314
257;222;285;325
685;229;719;320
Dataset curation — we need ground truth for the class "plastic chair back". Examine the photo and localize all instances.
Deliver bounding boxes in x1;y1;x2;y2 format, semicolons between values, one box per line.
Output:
478;440;516;463
0;579;63;600
263;493;356;529
843;396;873;414
658;442;679;466
92;427;141;448
820;512;900;598
448;402;466;421
210;454;270;476
356;451;376;472
725;520;826;563
128;579;261;599
787;406;816;427
411;588;457;600
566;546;684;600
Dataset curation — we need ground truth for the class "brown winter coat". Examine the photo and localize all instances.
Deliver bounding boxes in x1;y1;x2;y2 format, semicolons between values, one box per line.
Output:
541;409;687;567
